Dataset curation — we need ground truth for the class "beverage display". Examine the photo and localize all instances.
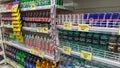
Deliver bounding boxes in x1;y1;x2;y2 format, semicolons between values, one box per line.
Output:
24;34;54;56
58;12;120;28
5;46;58;68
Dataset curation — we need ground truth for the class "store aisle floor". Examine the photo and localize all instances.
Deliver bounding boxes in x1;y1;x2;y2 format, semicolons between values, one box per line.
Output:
0;64;13;68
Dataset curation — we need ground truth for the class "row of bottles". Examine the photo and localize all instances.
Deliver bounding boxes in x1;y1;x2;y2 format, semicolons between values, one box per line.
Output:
59;29;120;53
24;34;55;56
22;10;50;18
5;46;58;68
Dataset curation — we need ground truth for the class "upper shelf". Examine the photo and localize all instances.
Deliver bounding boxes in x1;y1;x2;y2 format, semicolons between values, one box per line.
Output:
0;5;69;13
57;25;118;34
21;5;69;11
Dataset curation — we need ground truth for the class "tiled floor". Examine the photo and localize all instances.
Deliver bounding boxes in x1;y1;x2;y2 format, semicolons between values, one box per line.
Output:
0;64;13;68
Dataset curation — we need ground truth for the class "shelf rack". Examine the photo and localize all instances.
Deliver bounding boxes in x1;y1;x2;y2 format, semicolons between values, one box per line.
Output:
0;19;6;64
1;0;120;67
4;41;54;61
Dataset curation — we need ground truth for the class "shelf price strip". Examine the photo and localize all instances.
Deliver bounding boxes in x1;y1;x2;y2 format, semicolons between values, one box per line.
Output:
80;50;92;61
62;46;72;55
78;24;90;32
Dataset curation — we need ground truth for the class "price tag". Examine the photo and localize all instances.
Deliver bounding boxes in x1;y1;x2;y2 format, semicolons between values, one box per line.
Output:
30;3;36;9
43;27;48;33
11;4;18;12
37;27;43;33
39;51;45;58
62;46;71;55
118;27;120;35
80;50;92;61
1;23;3;26
30;49;34;54
78;24;90;32
9;41;12;45
34;48;39;55
63;22;72;30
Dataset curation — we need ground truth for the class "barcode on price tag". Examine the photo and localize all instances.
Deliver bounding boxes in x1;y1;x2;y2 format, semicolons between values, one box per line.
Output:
62;46;71;55
63;22;72;30
78;24;90;32
80;50;92;61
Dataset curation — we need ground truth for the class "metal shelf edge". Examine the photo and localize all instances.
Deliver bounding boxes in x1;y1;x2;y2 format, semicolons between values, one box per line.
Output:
58;48;120;67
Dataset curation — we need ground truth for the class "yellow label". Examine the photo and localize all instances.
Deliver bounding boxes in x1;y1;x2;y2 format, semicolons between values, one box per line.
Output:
12;21;21;24
12;12;20;16
30;3;36;9
11;4;19;12
62;46;71;55
39;51;45;58
78;24;90;32
118;27;120;35
34;48;39;55
30;49;34;54
12;15;20;21
12;25;21;28
1;23;4;26
9;41;12;45
63;22;72;30
43;27;48;33
37;27;43;33
80;50;92;61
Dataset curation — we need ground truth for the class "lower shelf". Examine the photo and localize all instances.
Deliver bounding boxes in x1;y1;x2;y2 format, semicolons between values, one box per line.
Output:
4;41;54;61
58;47;120;67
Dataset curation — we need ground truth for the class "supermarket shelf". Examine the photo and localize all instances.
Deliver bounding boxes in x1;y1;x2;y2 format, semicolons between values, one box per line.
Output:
4;41;54;61
58;48;120;67
0;51;4;55
21;5;69;11
0;59;5;64
57;25;118;34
